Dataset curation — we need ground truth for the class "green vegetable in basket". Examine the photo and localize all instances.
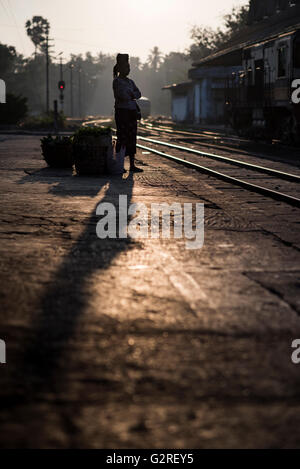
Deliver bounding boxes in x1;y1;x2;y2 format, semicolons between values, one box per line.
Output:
73;126;112;141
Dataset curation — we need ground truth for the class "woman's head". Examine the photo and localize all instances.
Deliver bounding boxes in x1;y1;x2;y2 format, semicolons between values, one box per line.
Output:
113;54;130;78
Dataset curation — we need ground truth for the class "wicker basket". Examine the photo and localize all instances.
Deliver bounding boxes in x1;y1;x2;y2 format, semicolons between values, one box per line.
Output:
73;135;112;176
42;141;73;168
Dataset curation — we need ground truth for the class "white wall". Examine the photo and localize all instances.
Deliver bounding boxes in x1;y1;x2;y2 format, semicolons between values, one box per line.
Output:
172;96;187;122
194;83;201;123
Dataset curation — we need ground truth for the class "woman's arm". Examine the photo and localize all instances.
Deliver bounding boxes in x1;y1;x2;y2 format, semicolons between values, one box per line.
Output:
113;79;133;102
131;80;142;100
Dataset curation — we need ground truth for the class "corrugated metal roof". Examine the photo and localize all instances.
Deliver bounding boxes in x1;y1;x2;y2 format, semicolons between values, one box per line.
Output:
162;81;194;91
192;5;300;67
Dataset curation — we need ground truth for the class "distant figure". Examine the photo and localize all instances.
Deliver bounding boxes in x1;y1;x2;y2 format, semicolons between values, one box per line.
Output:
113;54;143;172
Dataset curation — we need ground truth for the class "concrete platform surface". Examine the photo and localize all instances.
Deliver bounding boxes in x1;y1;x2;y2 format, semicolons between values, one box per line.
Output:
0;135;300;448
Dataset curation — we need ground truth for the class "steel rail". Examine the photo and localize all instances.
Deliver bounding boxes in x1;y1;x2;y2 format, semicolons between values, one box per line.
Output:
136;135;300;183
141;121;300;154
141;122;247;142
139;125;268;158
139;126;278;163
137;143;300;208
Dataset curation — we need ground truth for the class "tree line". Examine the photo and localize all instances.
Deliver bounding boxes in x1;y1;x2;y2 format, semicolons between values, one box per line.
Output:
0;3;250;121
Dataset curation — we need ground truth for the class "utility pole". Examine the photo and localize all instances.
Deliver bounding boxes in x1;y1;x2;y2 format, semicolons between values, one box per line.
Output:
46;26;50;114
58;79;65;114
70;64;74;117
59;57;64;113
53;100;58;134
78;67;82;118
60;57;63;82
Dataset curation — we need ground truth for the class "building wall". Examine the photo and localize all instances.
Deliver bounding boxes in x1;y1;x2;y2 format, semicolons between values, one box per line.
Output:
199;78;210;121
172;95;188;122
170;66;241;124
194;83;201;123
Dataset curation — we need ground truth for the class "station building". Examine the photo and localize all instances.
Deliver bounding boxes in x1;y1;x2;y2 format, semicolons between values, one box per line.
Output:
164;0;300;125
163;64;240;124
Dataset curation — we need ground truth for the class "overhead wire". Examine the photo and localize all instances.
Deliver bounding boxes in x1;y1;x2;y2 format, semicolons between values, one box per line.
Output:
4;0;27;55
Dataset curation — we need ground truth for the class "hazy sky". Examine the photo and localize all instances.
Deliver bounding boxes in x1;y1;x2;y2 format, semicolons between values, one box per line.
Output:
0;0;248;61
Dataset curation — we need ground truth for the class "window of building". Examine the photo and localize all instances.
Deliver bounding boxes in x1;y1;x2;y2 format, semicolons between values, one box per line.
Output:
277;46;287;77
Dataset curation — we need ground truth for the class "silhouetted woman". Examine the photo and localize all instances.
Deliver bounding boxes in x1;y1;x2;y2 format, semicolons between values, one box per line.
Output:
113;54;143;172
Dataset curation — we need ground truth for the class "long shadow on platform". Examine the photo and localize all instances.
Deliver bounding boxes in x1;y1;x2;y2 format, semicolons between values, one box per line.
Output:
20;167;105;198
16;171;135;408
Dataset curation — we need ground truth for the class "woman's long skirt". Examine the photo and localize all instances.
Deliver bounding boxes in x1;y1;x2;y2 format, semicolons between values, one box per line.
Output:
115;108;138;157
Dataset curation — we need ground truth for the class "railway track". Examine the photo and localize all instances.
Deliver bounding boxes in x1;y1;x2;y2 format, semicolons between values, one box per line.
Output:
139;124;260;161
84;119;300;208
134;131;300;208
140;121;247;145
139;122;252;156
140;120;300;160
137;139;300;208
136;136;300;183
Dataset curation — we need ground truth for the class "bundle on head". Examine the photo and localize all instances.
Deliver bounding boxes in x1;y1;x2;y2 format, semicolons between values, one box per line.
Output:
113;53;129;78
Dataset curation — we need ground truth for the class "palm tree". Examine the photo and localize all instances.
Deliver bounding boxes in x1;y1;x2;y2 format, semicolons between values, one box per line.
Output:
25;16;50;58
147;46;164;72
